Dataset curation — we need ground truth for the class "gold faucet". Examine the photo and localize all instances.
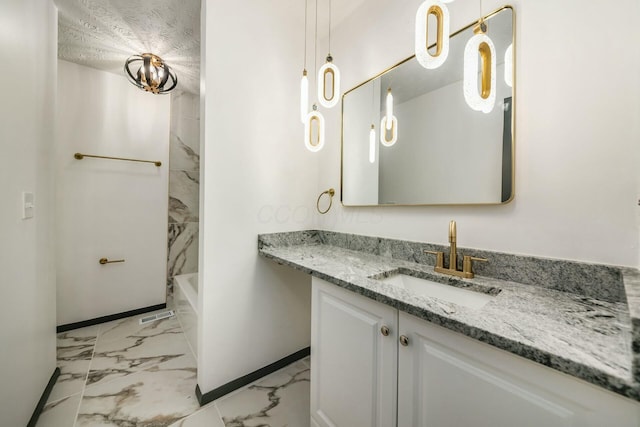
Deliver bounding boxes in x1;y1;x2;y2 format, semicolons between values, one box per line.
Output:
424;220;488;279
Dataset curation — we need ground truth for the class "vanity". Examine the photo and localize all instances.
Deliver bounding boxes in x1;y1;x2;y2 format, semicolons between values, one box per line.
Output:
262;3;640;425
258;230;640;427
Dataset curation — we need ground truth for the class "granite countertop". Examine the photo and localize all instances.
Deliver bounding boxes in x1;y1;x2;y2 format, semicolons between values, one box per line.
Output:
258;230;640;401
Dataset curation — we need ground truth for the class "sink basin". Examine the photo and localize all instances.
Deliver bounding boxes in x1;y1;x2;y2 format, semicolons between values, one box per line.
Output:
380;274;495;310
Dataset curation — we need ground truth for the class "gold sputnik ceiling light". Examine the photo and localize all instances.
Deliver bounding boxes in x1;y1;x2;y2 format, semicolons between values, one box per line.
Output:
125;53;177;94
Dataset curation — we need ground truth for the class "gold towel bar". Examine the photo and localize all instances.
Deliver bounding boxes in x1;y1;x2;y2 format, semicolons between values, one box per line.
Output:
74;153;161;167
99;258;125;265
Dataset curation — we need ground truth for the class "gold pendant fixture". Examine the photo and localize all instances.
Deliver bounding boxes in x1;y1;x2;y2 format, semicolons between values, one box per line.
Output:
463;19;496;113
415;0;450;69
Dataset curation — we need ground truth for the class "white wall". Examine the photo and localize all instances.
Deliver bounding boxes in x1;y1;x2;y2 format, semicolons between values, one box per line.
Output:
0;0;58;425
318;0;640;267
56;60;170;325
199;0;317;393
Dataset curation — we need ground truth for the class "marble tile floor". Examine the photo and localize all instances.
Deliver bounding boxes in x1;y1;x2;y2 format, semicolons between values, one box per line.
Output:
36;307;311;427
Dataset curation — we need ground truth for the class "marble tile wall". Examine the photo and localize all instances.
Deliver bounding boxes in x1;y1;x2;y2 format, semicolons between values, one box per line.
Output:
168;91;200;293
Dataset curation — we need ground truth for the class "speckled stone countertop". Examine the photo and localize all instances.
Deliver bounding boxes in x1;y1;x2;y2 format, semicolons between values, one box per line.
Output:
258;230;640;401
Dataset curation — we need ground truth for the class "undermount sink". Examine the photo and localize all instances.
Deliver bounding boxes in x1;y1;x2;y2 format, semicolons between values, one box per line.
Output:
380;274;495;310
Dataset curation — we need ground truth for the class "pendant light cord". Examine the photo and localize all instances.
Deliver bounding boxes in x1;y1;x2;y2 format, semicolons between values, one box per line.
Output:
328;0;332;54
303;0;308;70
314;0;318;84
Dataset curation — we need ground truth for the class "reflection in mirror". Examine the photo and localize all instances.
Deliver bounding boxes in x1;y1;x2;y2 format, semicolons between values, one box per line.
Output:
341;6;514;206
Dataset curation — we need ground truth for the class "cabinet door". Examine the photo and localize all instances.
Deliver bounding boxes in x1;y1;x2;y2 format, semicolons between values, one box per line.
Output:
398;312;640;427
311;277;397;427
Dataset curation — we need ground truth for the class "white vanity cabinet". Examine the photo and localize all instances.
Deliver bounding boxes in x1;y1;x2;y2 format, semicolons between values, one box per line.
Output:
311;278;397;427
311;277;640;427
398;312;640;427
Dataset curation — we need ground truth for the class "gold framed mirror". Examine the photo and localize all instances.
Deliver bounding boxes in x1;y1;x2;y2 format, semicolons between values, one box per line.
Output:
341;6;515;207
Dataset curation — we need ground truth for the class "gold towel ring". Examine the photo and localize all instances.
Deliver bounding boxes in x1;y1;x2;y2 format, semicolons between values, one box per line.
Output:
317;188;335;214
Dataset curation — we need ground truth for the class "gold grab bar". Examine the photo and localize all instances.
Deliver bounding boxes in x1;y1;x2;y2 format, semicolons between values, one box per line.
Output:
74;153;162;167
99;258;125;265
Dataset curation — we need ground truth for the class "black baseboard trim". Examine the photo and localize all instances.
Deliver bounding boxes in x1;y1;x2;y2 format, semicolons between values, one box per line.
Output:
196;346;310;406
56;303;167;333
27;367;60;427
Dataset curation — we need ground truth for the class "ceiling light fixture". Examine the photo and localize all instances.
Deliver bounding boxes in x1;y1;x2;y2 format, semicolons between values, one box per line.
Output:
415;0;451;69
318;0;340;108
369;124;376;163
385;88;394;130
463;2;496;113
304;0;325;152
301;0;309;123
124;53;177;94
380;115;398;147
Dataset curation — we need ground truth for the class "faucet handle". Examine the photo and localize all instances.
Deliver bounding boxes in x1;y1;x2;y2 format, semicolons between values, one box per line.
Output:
462;255;488;277
424;250;444;268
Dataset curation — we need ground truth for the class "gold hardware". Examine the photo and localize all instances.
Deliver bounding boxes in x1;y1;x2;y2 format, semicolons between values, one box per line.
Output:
308;116;320;147
317;188;335;214
429;220;489;279
478;41;493;99
381;326;390;336
399;335;409;346
426;5;445;58
423;250;444;269
382;117;396;145
74;153;161;167
323;67;335;102
99;258;125;265
340;5;515;207
463;255;488;276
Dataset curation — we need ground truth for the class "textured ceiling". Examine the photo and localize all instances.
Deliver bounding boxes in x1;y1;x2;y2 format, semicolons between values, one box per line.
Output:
54;0;363;96
56;0;201;95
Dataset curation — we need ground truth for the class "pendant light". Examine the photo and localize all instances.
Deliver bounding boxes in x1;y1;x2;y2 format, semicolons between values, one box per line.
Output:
504;43;513;88
124;53;177;94
304;0;325;152
317;0;341;108
380;115;398;147
300;0;309;123
463;1;496;113
369;124;376;163
385;88;393;130
305;104;325;152
381;87;398;146
415;0;451;69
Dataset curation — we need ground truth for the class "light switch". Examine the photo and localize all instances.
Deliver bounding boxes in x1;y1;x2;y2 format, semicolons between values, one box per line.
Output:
22;192;34;220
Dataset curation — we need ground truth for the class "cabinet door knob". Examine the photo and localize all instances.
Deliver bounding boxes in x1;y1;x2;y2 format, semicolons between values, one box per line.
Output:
381;326;390;336
399;335;409;346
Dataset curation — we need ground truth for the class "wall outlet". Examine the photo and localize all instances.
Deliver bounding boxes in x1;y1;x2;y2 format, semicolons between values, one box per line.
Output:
22;192;34;220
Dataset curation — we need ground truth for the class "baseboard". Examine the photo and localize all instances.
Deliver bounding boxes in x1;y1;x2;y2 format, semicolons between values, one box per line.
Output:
196;346;311;406
56;303;167;333
27;367;60;427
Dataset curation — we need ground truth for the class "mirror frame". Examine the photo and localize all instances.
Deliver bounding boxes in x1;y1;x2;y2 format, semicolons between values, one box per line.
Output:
340;5;515;207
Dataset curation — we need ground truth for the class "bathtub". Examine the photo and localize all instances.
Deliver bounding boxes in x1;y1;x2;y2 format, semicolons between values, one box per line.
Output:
174;273;198;360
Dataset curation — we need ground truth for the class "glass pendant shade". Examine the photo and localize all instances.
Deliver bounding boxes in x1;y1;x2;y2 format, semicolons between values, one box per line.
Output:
369;125;376;163
380;116;398;147
504;43;513;88
300;71;309;123
463;32;496;113
318;59;341;108
124;53;177;94
385;89;394;130
304;108;325;152
415;0;450;70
